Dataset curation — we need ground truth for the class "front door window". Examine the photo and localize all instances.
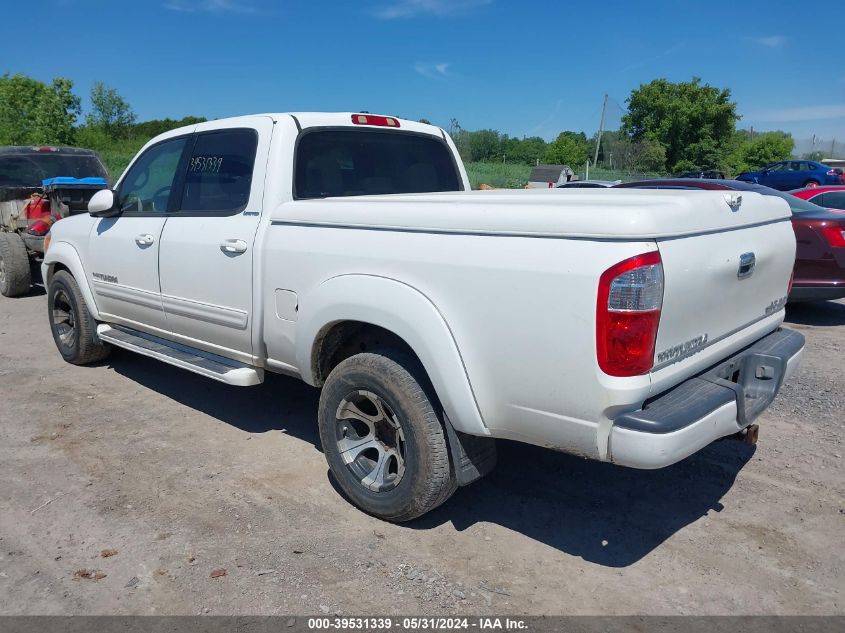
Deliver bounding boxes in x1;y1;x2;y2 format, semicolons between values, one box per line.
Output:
118;138;188;214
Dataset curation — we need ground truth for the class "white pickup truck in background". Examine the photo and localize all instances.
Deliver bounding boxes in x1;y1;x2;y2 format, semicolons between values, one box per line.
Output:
42;113;804;521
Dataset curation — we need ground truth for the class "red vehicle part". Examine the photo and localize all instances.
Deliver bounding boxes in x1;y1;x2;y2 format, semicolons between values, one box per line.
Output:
790;185;845;211
22;193;51;220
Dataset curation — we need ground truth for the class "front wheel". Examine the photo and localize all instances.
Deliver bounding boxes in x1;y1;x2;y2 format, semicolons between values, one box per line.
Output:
318;350;456;522
48;270;111;365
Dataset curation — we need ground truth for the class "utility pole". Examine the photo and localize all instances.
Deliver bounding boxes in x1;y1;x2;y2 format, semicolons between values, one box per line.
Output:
593;93;608;167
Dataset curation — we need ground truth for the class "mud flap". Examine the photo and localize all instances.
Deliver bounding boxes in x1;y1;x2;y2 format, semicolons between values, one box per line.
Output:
443;414;497;486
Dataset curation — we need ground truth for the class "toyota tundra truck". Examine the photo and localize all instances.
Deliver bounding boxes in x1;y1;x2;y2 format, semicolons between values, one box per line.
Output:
41;113;804;521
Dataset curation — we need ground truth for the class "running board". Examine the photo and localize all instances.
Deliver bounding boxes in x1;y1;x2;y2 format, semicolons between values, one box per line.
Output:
96;324;263;386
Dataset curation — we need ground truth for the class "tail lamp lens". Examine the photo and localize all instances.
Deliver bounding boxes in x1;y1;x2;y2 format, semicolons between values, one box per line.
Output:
596;251;664;377
821;225;845;248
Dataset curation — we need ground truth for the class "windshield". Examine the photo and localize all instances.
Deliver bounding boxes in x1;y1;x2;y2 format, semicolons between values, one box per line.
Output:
0;153;108;187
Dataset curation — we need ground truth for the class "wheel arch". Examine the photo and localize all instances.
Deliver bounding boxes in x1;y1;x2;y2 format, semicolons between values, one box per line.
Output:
296;274;488;436
42;241;101;320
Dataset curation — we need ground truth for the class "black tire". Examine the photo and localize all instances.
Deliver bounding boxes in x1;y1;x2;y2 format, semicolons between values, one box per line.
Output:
319;349;456;522
0;232;32;297
803;179;820;188
47;270;111;365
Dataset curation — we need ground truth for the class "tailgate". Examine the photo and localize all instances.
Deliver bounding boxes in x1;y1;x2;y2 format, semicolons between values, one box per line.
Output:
653;193;795;373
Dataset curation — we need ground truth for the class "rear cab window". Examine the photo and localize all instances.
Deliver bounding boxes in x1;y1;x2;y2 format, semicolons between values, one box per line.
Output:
294;128;462;199
0;153;108;187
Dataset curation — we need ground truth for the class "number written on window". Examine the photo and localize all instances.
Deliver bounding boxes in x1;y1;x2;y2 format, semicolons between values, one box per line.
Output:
189;155;224;174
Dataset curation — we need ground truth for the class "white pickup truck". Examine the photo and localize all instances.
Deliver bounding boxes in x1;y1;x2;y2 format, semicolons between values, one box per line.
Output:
42;113;804;521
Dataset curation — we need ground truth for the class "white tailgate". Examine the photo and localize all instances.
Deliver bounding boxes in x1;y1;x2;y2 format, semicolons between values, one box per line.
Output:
654;217;795;374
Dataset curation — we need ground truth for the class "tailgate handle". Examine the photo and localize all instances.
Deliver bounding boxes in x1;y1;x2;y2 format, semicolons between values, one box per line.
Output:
737;252;756;279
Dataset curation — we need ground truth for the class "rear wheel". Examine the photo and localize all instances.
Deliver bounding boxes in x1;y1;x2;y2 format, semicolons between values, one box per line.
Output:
803;179;820;188
0;232;32;297
48;270;111;365
318;350;456;522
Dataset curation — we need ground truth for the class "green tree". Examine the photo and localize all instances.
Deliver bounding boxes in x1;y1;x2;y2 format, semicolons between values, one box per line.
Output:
543;131;589;167
600;132;667;173
467;129;501;162
132;116;207;139
504;136;547;164
723;130;794;174
0;73;80;145
622;77;739;172
87;81;136;138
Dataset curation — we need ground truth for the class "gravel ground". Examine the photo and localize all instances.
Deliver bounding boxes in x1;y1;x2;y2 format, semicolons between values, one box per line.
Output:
0;292;842;615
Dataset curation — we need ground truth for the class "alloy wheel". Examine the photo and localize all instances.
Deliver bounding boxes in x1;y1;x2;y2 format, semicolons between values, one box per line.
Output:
334;389;406;492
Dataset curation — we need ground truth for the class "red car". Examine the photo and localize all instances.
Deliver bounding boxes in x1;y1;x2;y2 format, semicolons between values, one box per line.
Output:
790;185;845;211
614;179;845;302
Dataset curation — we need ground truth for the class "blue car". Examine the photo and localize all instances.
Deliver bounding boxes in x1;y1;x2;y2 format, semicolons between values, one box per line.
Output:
736;159;843;191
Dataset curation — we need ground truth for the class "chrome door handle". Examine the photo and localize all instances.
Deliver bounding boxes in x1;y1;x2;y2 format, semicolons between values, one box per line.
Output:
220;239;248;254
135;234;154;246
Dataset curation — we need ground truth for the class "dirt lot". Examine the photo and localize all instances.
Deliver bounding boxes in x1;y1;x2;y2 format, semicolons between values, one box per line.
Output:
0;291;842;616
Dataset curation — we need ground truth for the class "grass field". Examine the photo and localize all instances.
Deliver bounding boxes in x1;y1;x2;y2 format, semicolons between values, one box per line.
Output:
100;149;138;180
465;162;532;189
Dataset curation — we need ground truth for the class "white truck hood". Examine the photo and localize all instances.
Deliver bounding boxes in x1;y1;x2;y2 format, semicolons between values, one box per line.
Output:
272;188;792;239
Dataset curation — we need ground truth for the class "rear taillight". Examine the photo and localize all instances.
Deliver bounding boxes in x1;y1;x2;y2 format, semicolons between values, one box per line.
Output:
821;224;845;248
596;251;664;377
26;217;55;236
826;169;839;176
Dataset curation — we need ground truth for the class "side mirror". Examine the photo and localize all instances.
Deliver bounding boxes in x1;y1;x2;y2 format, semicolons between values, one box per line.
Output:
88;189;118;217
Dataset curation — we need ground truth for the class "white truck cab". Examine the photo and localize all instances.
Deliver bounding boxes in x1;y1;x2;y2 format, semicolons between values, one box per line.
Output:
42;113;804;521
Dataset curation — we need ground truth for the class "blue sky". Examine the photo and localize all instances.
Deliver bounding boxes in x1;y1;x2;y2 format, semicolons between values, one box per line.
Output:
3;0;844;142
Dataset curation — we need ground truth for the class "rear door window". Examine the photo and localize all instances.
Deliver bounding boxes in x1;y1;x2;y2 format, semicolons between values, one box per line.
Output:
179;129;258;214
294;129;462;199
